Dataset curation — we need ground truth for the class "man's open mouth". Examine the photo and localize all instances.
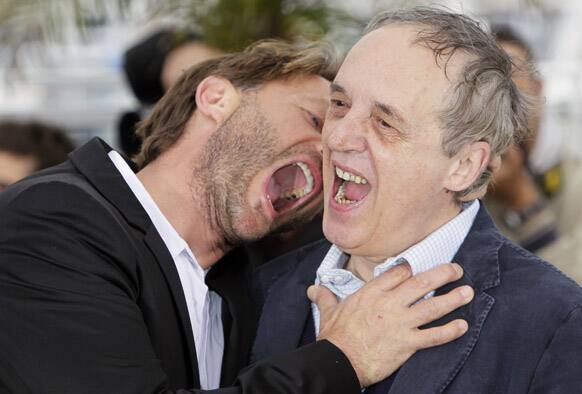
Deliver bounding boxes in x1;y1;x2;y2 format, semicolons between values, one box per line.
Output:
266;161;319;214
332;165;371;205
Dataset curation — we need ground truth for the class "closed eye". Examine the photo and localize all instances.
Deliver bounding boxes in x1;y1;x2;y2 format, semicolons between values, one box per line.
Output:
310;113;322;130
302;108;324;132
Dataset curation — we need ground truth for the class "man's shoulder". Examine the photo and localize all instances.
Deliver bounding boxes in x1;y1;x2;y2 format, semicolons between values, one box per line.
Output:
0;160;131;250
463;205;581;307
0;160;143;296
495;237;582;313
0;161;103;213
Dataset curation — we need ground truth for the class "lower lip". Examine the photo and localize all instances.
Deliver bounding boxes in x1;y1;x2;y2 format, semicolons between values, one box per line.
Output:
329;176;368;212
329;192;366;212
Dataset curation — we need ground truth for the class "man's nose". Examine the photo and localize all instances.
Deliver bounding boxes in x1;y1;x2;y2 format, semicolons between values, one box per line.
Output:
325;115;366;153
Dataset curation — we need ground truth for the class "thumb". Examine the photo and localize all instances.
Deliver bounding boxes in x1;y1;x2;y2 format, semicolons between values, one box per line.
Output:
307;285;339;324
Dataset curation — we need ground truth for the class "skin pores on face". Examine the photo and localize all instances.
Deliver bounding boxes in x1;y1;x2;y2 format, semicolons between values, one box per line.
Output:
321;25;466;261
196;75;330;245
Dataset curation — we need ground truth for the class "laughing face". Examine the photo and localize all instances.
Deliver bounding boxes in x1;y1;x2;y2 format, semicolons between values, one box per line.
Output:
322;25;468;260
199;75;329;245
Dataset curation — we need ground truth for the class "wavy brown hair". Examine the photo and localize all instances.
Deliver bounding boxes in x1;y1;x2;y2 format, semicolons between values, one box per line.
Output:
134;39;338;168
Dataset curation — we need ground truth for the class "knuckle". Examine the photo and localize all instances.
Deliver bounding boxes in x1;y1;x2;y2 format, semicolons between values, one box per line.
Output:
392;264;409;278
444;263;459;278
410;275;430;289
423;298;440;318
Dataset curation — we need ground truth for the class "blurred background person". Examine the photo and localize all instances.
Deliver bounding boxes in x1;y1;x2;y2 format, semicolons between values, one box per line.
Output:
0;121;75;192
119;29;222;157
485;24;560;253
485;23;582;282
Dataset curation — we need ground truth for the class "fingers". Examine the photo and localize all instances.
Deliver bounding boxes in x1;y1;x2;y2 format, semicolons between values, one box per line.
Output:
366;262;413;292
395;263;463;305
413;318;469;349
307;285;339;324
408;285;474;327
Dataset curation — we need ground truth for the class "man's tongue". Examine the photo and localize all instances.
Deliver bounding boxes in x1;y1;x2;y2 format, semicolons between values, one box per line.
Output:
267;164;308;212
272;164;306;192
343;181;370;201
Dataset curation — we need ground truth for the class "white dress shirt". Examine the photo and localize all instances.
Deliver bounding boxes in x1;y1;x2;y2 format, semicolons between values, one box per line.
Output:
109;151;223;389
312;200;480;334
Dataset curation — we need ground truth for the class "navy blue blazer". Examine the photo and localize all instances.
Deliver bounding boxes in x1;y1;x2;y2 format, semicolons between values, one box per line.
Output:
252;205;582;393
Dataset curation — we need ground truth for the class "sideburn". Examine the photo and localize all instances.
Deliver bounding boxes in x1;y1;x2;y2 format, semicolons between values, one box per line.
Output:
194;95;278;247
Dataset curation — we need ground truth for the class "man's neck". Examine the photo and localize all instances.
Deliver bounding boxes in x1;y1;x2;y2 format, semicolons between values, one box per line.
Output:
345;200;463;282
137;157;230;270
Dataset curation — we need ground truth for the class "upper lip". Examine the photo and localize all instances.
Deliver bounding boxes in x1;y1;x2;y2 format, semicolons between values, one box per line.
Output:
332;161;369;181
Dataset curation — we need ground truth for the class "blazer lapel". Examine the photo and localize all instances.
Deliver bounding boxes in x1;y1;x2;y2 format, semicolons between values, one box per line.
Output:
252;247;325;362
205;248;256;386
70;138;201;386
69;138;149;230
389;205;503;394
144;229;200;387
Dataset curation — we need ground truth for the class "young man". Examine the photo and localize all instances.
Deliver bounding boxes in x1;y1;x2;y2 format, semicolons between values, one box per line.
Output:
0;40;469;393
253;8;582;393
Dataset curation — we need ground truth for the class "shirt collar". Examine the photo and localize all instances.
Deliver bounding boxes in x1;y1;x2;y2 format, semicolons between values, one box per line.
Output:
108;151;199;264
317;200;480;285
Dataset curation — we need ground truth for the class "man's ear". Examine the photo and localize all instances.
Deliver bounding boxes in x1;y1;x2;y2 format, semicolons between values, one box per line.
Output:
444;141;491;193
195;76;240;124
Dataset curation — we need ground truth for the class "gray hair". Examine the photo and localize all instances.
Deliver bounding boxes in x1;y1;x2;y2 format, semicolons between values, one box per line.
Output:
365;7;530;200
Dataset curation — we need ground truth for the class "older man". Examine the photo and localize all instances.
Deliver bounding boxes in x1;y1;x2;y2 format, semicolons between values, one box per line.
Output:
0;40;469;393
252;8;582;393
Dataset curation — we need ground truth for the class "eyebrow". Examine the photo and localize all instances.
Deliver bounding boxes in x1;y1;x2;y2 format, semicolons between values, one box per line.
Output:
331;82;408;126
374;100;407;126
329;82;346;94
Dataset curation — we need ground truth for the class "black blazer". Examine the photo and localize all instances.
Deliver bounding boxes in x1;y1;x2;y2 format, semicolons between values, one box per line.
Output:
0;138;359;394
252;205;582;393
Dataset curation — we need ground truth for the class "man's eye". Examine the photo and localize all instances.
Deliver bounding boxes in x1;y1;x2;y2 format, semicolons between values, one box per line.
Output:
311;115;322;129
378;118;392;129
330;99;346;108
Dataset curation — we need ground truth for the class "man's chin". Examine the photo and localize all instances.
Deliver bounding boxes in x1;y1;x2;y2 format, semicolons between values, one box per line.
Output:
322;222;360;251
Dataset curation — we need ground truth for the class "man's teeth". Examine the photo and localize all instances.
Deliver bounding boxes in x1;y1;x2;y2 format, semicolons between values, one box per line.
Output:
297;162;314;191
335;166;367;184
334;166;368;204
282;162;314;201
282;187;306;200
334;182;354;204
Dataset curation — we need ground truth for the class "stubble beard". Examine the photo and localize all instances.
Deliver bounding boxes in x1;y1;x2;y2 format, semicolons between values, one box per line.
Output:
194;96;278;248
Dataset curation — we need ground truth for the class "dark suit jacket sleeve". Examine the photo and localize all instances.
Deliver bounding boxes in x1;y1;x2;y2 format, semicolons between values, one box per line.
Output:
0;182;359;394
229;341;360;394
527;305;582;393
